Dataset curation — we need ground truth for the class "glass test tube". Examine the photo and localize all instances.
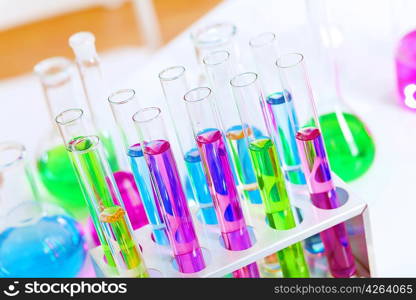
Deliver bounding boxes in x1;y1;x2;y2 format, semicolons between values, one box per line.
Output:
69;31;148;230
276;53;356;278
203;50;262;205
230;72;309;278
68;32;121;171
249;33;306;185
70;135;148;278
158;66;217;225
191;23;237;67
108;89;169;245
55;108;115;268
133;107;205;273
184;87;259;278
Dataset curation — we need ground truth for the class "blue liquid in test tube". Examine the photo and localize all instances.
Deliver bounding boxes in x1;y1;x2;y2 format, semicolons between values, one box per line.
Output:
184;148;218;224
128;143;169;245
266;91;306;185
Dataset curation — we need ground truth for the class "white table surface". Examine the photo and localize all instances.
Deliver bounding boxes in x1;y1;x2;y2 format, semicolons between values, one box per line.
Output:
1;0;415;277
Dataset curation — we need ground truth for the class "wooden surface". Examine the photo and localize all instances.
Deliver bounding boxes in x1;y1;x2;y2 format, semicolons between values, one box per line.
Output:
0;0;222;79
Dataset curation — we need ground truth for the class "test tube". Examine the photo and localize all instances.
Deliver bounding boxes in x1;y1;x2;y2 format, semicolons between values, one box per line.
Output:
249;33;305;185
69;31;148;230
230;72;309;278
203;50;262;205
108;89;169;245
55;109;147;277
132;107;205;273
68;32;121;171
184;87;260;278
70;135;148;278
191;23;237;67
276;53;356;278
158;66;217;225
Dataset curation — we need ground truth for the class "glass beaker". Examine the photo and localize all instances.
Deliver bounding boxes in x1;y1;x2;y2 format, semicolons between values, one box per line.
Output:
0;142;86;277
305;0;376;182
33;57;90;218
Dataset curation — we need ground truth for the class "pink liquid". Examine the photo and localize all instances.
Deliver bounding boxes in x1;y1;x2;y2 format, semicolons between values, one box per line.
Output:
396;30;416;110
197;129;259;278
144;139;205;273
296;127;356;278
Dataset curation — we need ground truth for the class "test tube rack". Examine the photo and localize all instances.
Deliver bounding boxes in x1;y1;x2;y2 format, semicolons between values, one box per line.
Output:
90;175;374;278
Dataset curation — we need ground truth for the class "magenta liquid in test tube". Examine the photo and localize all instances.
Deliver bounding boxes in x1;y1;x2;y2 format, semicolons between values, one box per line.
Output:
277;53;356;278
184;87;259;278
132;107;205;273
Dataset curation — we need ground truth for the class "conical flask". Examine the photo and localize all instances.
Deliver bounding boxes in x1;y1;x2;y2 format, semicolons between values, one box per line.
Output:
0;141;86;277
305;0;375;182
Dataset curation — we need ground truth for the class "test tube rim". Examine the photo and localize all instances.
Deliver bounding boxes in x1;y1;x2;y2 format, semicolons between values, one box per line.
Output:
158;65;186;82
248;32;277;48
68;31;95;49
276;52;304;69
33;56;72;78
190;22;237;47
55;108;84;126
230;72;258;88
202;50;230;66
107;89;136;105
69;135;100;155
132;106;162;124
0;141;25;170
183;86;212;103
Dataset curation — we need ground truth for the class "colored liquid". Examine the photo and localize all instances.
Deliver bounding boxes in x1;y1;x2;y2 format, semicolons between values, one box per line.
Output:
100;206;148;277
0;214;86;277
225;125;262;204
196;129;259;278
144;140;205;273
128;143;169;245
266;92;305;184
184;148;218;224
296;127;356;278
232;263;260;278
248;137;309;278
37;134;119;218
319;112;375;182
197;129;252;250
395;30;416;110
70;137;118;267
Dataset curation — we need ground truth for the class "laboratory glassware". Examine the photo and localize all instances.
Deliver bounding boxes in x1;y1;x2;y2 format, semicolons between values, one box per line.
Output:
133;107;205;273
230;72;309;278
158;66;217;224
69;31;147;229
0;142;86;277
277;53;356;278
249;32;306;185
184;87;259;278
305;0;375;182
203;50;262;204
33;57;90;218
69;135;148;277
108;89;169;245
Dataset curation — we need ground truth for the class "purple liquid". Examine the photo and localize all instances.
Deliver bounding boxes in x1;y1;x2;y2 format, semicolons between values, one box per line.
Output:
296;127;356;278
144;139;205;273
197;129;259;278
395;30;416;110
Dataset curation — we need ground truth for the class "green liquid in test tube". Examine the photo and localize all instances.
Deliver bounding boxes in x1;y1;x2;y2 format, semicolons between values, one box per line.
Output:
100;206;148;277
231;72;309;278
70;137;117;267
248;138;309;277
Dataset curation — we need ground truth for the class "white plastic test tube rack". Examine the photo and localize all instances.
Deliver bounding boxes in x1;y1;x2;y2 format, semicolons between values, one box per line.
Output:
90;175;374;278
